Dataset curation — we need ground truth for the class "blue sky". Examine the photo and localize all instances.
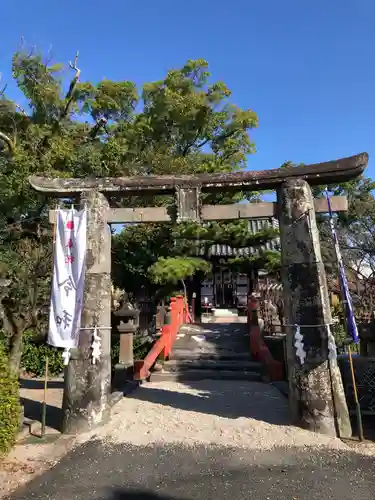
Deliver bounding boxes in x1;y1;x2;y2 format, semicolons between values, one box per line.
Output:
1;0;374;177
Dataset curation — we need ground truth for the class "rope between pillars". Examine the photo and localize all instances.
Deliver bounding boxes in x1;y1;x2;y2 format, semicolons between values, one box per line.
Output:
284;323;334;328
79;327;112;330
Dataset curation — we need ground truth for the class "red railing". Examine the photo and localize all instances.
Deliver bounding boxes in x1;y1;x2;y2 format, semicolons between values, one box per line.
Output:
133;295;189;380
248;295;284;381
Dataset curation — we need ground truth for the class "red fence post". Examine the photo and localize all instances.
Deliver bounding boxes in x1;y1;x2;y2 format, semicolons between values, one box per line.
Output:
159;324;169;361
133;295;188;381
169;297;178;350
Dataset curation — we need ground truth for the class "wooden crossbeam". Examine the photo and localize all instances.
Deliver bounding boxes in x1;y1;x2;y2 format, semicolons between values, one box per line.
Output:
106;207;170;223
201;196;347;221
49;196;347;224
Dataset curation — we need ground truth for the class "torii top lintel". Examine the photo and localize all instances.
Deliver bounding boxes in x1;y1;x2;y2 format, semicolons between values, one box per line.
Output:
29;152;368;196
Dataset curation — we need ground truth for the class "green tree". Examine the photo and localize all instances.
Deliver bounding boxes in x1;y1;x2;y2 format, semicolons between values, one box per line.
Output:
281;161;375;309
0;47;277;370
326;177;375;309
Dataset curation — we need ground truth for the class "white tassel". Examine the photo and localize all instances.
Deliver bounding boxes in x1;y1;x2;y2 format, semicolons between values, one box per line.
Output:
62;348;71;366
294;325;306;365
91;327;101;365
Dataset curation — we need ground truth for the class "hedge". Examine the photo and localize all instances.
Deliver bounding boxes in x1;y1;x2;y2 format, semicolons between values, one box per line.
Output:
21;331;65;377
0;343;21;455
0;331;153;378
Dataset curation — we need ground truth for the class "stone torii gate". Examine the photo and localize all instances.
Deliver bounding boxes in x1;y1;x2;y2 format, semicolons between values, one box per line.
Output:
30;152;368;437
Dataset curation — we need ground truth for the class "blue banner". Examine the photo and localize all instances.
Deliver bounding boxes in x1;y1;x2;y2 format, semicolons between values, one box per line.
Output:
325;190;359;344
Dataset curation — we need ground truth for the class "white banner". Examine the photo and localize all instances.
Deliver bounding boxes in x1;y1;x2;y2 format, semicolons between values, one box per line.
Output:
48;208;87;349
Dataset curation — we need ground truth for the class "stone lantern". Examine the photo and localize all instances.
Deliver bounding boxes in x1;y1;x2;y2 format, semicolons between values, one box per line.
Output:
112;298;139;388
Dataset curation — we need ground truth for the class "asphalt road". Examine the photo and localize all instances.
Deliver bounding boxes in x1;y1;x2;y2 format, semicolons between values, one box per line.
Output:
6;439;375;500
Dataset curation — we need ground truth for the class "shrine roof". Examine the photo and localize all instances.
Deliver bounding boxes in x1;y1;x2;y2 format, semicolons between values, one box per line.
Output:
198;218;280;258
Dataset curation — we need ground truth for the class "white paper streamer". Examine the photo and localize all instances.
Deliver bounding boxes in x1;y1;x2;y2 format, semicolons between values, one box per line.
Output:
294;325;306;365
91;327;102;365
62;348;71;366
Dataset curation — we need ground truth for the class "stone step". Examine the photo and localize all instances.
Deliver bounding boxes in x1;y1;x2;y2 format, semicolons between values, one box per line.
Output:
211;309;239;317
179;326;248;335
149;369;262;383
174;336;248;344
171;349;251;361
178;329;248;336
162;359;262;372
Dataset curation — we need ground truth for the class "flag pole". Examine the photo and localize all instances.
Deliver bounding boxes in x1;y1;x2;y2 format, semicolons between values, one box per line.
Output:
347;344;364;441
325;189;364;442
41;356;49;437
341;296;363;441
41;207;57;438
340;295;364;441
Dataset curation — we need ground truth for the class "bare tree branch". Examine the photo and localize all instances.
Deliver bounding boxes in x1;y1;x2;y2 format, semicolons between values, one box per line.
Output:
43;44;54;69
89;117;108;140
181;127;203;156
0;131;14;153
15;103;27;116
44;50;81;146
196;128;238;151
0;74;24;152
61;50;81;120
0;80;7;96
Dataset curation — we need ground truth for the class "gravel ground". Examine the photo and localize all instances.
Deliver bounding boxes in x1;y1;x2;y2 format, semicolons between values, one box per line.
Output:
97;380;352;452
5;379;375;499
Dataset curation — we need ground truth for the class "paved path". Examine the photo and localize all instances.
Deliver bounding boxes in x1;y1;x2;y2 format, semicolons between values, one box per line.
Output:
7;379;375;499
7;439;375;499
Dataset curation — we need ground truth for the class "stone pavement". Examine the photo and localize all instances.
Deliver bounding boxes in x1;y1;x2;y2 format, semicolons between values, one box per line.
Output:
7;439;375;500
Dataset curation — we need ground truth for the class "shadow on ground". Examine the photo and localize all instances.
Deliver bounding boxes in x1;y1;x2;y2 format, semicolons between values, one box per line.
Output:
128;379;290;425
20;397;63;432
8;440;375;500
19;377;64;432
109;491;189;500
127;321;289;425
19;378;64;390
351;415;375;441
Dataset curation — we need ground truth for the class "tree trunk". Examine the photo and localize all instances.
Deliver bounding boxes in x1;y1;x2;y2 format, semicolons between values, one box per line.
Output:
2;305;26;373
8;324;25;373
180;279;187;302
192;272;202;322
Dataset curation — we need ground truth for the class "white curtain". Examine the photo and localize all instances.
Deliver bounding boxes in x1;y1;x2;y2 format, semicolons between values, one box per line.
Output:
48;208;87;349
